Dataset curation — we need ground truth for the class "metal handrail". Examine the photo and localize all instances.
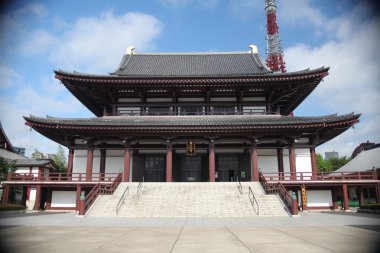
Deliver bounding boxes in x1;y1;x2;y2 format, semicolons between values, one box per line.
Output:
116;186;129;214
236;177;243;194
259;172;293;214
248;186;259;215
137;181;142;195
84;173;123;213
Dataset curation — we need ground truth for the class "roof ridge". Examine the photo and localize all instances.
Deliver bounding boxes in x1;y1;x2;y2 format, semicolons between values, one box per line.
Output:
131;51;253;56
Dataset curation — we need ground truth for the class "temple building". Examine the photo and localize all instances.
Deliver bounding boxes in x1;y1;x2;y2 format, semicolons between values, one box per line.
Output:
3;45;378;213
23;45;359;183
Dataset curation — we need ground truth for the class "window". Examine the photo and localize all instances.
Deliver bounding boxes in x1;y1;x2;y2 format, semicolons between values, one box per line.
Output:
144;157;165;182
212;106;236;115
179;106;204;115
146;106;172;115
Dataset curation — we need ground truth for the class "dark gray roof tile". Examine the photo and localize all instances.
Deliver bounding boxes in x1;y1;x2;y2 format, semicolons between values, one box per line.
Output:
24;114;360;128
111;52;272;77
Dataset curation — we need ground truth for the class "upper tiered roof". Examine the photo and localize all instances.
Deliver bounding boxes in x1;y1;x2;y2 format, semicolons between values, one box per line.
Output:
111;51;272;77
54;48;329;117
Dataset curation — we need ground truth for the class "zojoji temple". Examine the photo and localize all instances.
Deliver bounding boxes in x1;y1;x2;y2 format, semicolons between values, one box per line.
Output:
2;45;379;216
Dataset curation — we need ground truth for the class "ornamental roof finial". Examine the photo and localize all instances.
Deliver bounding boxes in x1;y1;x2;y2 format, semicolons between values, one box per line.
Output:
126;46;136;55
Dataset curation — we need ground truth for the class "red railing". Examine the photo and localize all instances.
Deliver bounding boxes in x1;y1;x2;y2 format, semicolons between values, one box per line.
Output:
84;173;122;213
259;173;294;214
262;171;376;181
8;173;120;182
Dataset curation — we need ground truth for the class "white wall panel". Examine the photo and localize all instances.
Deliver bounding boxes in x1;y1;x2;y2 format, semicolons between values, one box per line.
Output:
73;156;86;173
29;188;36;201
105;157;124;174
306;190;332;207
51;191;76;208
258;155;278;174
73;150;100;174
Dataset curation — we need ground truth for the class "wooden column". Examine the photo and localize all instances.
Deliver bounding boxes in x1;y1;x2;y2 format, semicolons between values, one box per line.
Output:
251;139;259;181
206;91;210;114
332;187;339;210
277;147;284;180
288;139;296;180
342;184;349;211
76;184;81;212
1;185;10;204
166;142;173;182
45;189;52;210
67;148;74;175
33;185;41;210
86;144;94;181
310;147;318;178
99;149;106;180
21;187;28;207
123;142;131;182
376;183;380;203
358;187;365;207
209;141;215;182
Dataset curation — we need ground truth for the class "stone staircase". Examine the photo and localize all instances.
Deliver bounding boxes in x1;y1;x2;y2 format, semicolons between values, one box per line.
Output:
86;182;289;217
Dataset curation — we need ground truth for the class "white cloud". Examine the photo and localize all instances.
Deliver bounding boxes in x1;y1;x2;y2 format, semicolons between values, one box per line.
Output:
286;4;380;157
49;11;163;73
227;0;261;22
0;65;22;88
159;0;220;9
19;29;57;54
0;73;91;157
0;9;164;156
277;0;325;28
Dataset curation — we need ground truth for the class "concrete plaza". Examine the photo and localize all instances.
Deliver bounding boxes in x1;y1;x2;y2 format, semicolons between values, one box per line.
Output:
0;211;379;253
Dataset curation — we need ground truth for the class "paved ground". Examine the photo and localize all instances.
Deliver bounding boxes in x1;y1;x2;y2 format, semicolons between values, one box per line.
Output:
0;211;379;253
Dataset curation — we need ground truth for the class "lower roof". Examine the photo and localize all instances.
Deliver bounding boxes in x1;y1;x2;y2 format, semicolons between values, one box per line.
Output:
24;113;360;147
336;145;380;172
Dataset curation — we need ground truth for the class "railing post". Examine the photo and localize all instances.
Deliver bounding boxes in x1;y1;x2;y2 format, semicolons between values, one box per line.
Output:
79;191;85;215
291;192;298;215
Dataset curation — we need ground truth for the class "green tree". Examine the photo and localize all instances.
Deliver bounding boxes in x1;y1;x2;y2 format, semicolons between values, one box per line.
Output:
329;156;351;171
31;149;47;159
0;157;16;181
316;154;351;172
316;154;333;172
52;145;67;172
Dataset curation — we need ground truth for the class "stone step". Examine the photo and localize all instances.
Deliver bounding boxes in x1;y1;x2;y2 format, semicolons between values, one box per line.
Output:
87;182;289;217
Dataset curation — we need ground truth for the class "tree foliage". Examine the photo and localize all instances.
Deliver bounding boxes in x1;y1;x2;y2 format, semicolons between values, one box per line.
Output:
31;146;67;172
0;157;16;181
316;154;351;172
31;149;47;159
52;145;67;172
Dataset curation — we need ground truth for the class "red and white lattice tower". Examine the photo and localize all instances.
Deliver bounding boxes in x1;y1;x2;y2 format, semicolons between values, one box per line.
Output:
265;0;286;72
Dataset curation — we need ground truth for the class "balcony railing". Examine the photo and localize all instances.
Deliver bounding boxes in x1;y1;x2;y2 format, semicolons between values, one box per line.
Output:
262;171;377;182
7;173;120;183
105;107;281;116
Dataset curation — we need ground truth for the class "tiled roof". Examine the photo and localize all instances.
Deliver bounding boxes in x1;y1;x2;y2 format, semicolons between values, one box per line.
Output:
56;52;327;79
336;146;380;172
15;159;52;167
24;114;360;128
0;149;26;160
111;52;271;77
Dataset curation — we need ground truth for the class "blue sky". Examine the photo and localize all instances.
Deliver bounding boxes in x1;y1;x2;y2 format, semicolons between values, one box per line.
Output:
0;0;379;158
